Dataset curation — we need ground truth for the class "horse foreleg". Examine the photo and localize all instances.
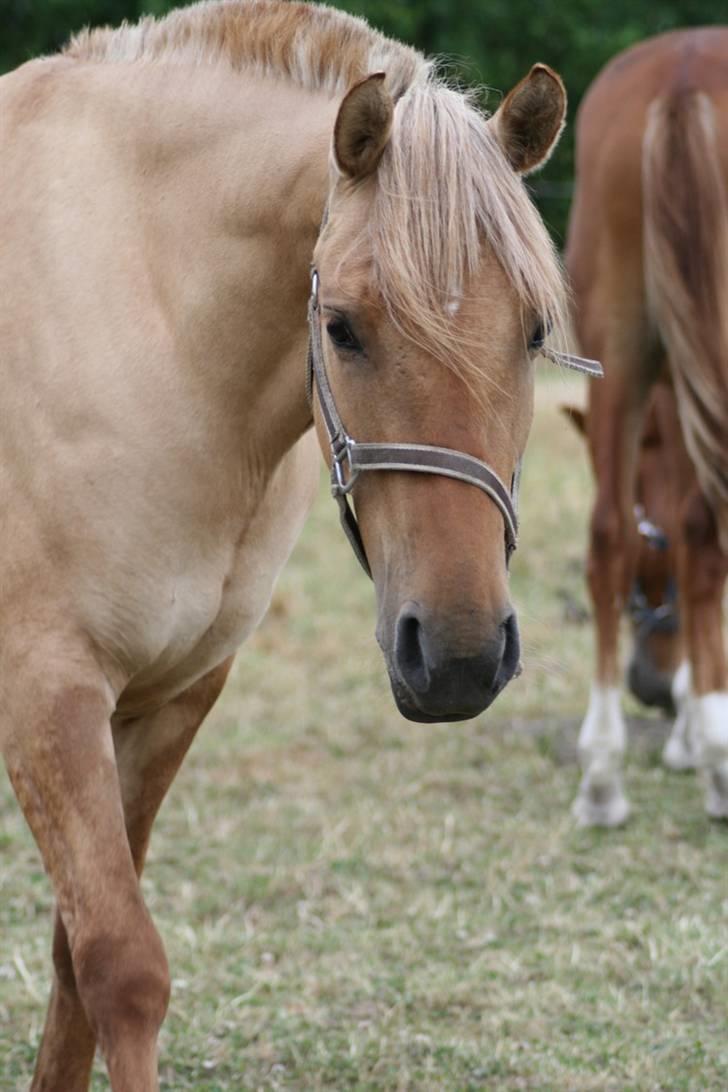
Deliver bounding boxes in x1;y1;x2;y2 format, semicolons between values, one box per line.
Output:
676;489;728;818
574;368;646;827
2;651;169;1092
29;657;234;1090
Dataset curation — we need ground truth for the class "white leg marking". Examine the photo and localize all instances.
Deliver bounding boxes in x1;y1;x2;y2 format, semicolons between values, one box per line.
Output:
663;661;698;771
572;685;630;827
672;660;691;706
694;692;728;819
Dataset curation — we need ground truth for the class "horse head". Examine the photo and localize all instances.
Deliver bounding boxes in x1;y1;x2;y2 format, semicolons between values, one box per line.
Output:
311;66;567;721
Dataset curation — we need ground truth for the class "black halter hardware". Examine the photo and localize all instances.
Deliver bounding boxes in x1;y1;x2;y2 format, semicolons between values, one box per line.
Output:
306;268;521;578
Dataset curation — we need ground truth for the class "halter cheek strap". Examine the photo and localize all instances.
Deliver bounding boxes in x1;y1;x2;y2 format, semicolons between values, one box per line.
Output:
306;269;520;578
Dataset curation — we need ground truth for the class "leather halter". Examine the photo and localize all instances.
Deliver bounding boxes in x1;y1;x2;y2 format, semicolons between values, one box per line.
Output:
306;268;521;578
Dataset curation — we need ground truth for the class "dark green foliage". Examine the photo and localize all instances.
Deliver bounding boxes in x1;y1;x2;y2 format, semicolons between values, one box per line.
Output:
0;1;724;237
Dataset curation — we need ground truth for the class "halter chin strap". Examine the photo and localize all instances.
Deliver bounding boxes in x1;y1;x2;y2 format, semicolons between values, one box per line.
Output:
306;268;520;578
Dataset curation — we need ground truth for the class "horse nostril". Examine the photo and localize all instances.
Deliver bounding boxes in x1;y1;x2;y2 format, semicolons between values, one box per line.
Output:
496;611;521;691
391;604;521;720
395;609;430;695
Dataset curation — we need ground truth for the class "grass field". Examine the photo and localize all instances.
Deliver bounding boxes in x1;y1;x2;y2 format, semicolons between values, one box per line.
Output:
2;374;727;1090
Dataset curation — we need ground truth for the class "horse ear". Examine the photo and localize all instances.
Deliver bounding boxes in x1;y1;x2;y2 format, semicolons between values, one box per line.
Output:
492;64;566;175
333;73;393;179
560;403;587;437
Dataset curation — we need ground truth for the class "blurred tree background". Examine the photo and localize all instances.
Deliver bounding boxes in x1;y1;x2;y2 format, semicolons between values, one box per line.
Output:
1;0;723;239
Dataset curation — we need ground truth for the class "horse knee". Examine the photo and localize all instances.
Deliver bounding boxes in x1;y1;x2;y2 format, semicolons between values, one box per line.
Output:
589;504;621;559
587;505;628;598
74;914;170;1044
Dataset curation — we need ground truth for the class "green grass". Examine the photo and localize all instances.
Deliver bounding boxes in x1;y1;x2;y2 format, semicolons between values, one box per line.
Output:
2;374;727;1090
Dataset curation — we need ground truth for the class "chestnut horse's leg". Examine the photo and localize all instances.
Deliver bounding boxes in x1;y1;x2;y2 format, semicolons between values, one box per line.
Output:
662;659;697;772
2;656;168;1092
676;489;728;818
28;657;234;1091
574;355;650;827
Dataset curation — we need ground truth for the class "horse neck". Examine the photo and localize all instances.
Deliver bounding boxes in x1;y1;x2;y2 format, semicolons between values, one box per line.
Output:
120;62;335;463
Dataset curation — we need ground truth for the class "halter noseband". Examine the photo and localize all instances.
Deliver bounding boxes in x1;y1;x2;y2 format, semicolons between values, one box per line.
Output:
306;268;521;578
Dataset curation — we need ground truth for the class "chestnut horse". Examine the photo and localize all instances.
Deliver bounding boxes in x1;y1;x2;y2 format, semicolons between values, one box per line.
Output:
0;2;570;1087
567;28;728;827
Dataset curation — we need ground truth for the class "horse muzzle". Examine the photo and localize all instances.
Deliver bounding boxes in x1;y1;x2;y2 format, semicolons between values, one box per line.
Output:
383;603;521;723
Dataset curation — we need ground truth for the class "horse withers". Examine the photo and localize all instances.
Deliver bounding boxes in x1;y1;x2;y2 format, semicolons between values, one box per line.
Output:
566;28;728;827
0;2;568;1087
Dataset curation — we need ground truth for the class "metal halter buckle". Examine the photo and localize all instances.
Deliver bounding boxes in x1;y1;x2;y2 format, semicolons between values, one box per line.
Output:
331;435;359;496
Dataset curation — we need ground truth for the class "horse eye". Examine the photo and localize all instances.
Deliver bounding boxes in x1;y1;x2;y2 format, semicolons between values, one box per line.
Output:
529;317;552;351
327;318;362;353
529;322;546;351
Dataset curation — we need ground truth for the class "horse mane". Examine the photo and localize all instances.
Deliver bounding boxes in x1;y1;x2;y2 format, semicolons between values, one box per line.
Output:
65;0;427;100
66;0;566;383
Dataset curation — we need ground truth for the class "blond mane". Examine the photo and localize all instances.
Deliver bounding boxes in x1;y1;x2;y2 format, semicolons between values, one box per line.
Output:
66;0;566;380
65;0;427;100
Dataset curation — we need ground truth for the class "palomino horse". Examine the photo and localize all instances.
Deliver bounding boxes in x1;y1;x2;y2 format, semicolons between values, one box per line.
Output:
0;2;571;1087
566;28;728;827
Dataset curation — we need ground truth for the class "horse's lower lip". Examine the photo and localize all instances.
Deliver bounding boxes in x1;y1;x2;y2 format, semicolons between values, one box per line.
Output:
390;678;502;723
396;701;475;724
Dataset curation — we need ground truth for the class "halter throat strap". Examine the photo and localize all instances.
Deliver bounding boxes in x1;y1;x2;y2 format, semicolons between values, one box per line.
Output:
306;268;520;578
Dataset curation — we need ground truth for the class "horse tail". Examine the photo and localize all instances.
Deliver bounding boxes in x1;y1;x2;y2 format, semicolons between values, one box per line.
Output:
642;86;728;550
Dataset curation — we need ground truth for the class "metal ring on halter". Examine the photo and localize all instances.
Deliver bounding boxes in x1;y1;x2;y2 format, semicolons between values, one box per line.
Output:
331;436;359;496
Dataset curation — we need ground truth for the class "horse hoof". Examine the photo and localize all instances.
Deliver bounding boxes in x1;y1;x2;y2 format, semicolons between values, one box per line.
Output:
572;787;630;828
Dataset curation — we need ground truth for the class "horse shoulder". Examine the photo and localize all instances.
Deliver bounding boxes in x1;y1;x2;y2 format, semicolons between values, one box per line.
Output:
112;430;320;713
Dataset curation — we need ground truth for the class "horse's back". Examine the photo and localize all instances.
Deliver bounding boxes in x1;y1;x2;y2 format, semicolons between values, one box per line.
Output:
572;28;728;210
577;27;728;138
567;27;728;349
